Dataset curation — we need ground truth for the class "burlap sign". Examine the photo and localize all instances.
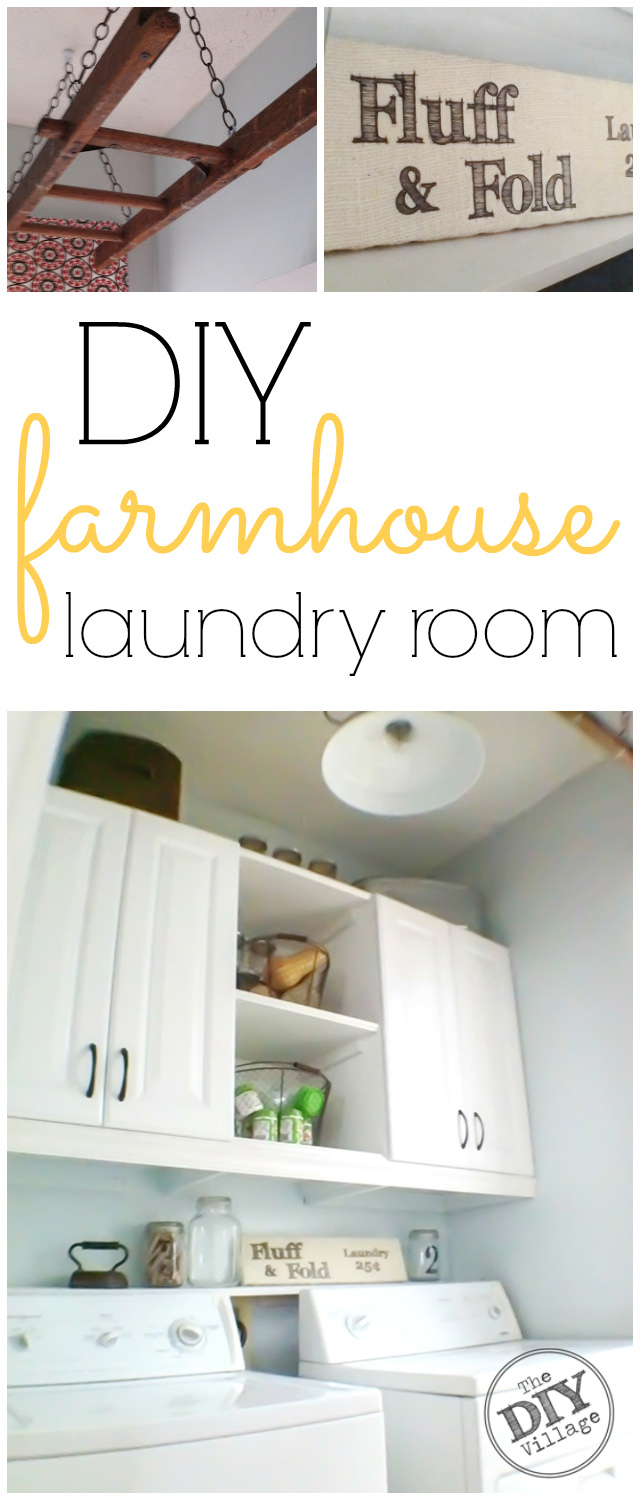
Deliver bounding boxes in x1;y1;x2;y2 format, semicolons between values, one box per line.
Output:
325;38;633;252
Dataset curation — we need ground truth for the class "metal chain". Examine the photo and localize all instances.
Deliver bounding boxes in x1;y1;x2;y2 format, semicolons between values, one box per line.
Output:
96;147;131;217
8;54;76;195
67;9;120;100
9;6;130;222
184;8;237;134
67;8;132;221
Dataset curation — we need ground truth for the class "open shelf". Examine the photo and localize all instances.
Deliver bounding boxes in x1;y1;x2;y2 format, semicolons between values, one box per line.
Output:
230;1284;309;1298
8;1118;537;1204
236;991;379;1064
239;849;369;940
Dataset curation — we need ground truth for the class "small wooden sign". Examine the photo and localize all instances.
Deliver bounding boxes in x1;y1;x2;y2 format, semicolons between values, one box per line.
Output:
242;1235;407;1286
325;38;633;252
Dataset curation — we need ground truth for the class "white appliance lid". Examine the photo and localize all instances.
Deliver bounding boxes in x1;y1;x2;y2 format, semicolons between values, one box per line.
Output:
8;1369;382;1461
304;1338;632;1398
298;1282;522;1365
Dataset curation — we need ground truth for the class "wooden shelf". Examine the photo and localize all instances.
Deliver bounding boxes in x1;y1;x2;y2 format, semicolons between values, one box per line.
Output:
239;849;369;939
236;991;378;1064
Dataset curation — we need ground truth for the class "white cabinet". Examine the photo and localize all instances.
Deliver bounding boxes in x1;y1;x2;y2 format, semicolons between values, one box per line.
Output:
9;789;534;1192
8;789;239;1142
103;814;238;1139
451;929;534;1175
8;789;130;1126
376;899;463;1167
376;898;533;1177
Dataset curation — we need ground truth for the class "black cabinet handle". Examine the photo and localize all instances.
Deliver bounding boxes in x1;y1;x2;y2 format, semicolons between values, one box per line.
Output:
85;1044;97;1099
457;1109;469;1148
117;1048;129;1102
473;1111;485;1150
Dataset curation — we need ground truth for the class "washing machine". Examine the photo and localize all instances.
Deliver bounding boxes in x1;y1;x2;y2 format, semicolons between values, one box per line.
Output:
299;1282;632;1492
7;1288;387;1492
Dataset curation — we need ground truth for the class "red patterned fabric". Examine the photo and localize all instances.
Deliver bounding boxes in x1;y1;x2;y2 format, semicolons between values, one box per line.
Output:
8;219;128;292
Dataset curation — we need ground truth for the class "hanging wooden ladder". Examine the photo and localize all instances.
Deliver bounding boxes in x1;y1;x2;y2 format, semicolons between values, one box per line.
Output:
7;7;317;270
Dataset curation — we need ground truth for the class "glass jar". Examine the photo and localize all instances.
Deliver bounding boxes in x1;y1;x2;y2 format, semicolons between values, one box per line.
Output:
145;1222;186;1287
308;859;338;879
237;935;273;993
272;847;302;865
406;1229;440;1280
188;1197;242;1287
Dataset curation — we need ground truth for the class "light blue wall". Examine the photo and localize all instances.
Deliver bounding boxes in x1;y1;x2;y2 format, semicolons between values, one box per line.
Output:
439;761;632;1339
8;1155;449;1373
154;8;316;291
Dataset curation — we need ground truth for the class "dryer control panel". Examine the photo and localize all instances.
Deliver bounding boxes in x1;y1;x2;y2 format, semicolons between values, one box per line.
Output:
8;1289;245;1386
298;1281;522;1364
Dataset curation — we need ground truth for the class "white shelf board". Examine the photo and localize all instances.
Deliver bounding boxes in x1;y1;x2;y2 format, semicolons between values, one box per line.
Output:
7;1117;536;1203
231;1285;316;1298
229;1281;403;1297
236;991;378;1064
239;849;369;938
324;216;632;294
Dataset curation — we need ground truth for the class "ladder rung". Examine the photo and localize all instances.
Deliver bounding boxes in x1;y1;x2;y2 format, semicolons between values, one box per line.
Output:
38;118;230;165
48;184;165;212
7;8;181;230
13;219;125;243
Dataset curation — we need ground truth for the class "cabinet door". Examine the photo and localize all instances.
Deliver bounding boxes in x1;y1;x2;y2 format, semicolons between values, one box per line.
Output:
8;788;130;1125
103;814;239;1139
451;929;534;1176
376;897;464;1167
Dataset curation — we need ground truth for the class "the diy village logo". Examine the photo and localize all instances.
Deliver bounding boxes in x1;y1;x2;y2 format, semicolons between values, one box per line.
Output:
484;1348;614;1479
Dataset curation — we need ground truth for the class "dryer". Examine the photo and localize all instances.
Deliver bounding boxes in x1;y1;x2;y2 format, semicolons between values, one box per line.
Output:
299;1281;632;1492
8;1288;387;1492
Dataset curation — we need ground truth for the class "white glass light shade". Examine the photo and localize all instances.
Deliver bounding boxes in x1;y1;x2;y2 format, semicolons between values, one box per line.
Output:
321;712;485;816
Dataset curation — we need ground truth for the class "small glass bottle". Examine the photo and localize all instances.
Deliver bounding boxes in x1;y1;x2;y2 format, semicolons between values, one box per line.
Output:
188;1197;242;1287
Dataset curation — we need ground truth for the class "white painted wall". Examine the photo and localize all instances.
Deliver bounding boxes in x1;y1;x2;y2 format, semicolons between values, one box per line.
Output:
184;789;379;884
58;711;381;883
7;124;157;289
438;761;632;1339
153;8;316;291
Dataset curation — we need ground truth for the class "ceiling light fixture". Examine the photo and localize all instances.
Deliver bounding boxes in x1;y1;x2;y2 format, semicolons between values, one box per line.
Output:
321;711;485;817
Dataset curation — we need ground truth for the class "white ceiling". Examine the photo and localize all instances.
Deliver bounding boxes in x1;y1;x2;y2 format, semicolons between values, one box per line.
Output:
7;8;294;133
62;711;611;874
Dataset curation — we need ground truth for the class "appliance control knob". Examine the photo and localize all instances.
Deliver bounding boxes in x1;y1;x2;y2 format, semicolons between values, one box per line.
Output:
488;1306;502;1320
170;1320;205;1349
97;1330;119;1347
346;1313;371;1338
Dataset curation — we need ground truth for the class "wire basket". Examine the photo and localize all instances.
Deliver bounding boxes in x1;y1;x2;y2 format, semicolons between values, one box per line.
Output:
235;1062;331;1145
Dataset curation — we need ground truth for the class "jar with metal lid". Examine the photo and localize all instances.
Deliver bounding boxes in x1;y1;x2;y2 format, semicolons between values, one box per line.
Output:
145;1222;186;1287
188;1197;242;1287
239;835;267;853
272;847;302;865
308;858;338;879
